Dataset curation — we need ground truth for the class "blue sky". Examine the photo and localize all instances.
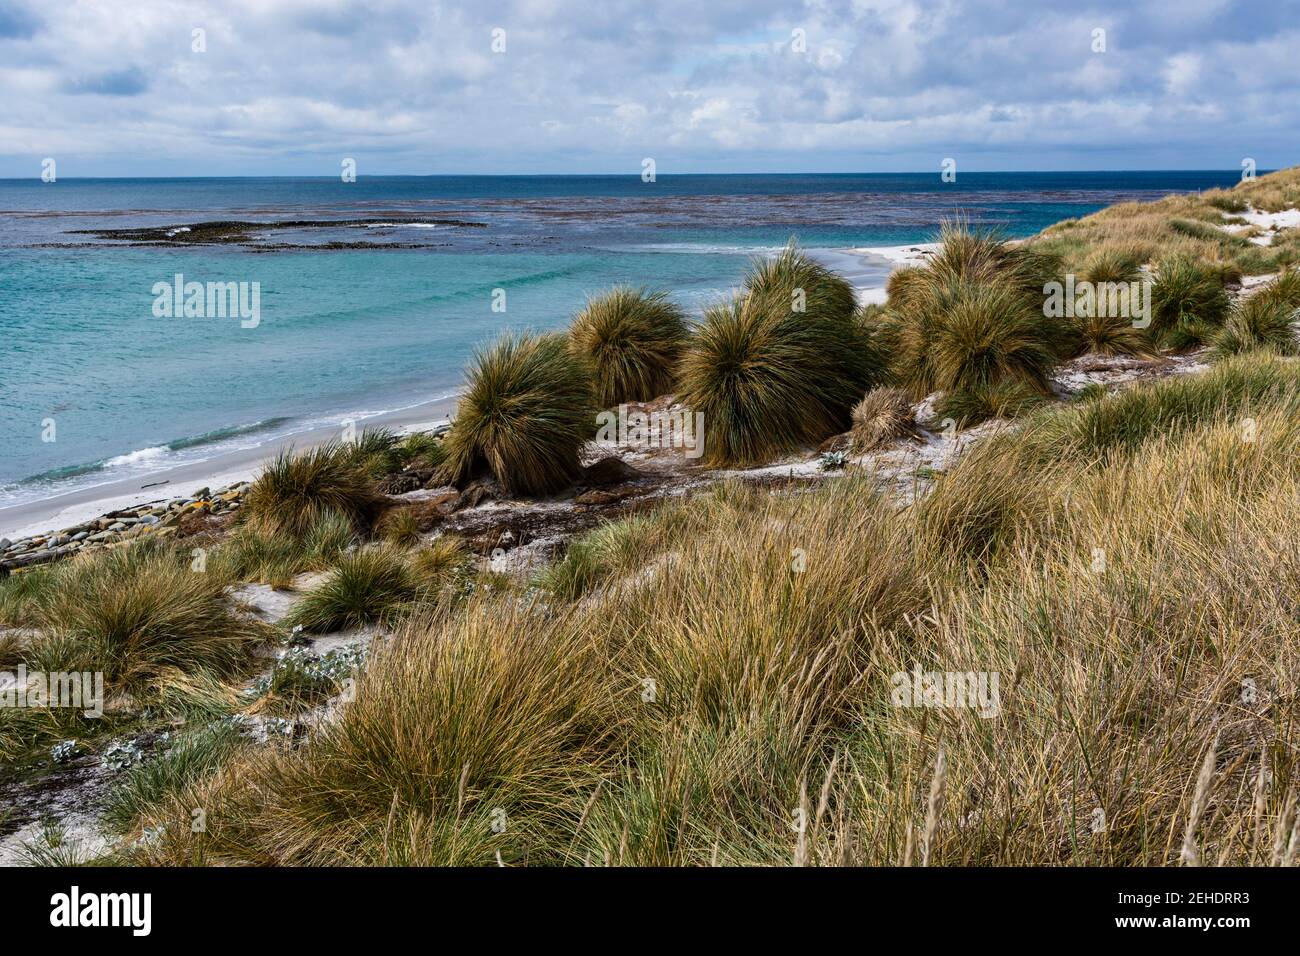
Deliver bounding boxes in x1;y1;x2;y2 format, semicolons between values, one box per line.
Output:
0;0;1296;177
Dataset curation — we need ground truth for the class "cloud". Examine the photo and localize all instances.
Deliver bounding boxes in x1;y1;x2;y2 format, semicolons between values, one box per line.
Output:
1163;53;1202;96
62;66;150;97
0;0;41;39
0;0;1295;174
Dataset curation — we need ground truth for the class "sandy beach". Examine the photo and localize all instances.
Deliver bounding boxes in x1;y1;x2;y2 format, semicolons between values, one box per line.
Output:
0;394;459;540
849;242;941;304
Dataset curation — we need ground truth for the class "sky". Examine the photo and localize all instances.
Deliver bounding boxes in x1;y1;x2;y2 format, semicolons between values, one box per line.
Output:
0;0;1297;177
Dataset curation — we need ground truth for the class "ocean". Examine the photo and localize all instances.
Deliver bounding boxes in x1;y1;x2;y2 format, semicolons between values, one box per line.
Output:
0;171;1244;509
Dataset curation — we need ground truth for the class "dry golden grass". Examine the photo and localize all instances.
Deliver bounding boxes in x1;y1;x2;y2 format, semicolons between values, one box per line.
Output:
123;353;1300;866
1031;166;1300;276
850;387;918;452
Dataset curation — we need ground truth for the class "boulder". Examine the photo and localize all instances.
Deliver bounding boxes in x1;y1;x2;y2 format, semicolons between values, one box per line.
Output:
580;456;644;487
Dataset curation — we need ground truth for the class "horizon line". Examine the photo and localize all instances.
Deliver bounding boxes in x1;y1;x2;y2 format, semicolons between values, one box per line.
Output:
0;167;1274;182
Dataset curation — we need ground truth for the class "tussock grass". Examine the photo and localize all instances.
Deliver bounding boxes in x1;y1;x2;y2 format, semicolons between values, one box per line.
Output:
0;565;56;629
676;244;881;465
103;724;247;834
569;287;688;406
24;540;263;698
125;355;1300;865
1212;295;1300;358
1150;256;1232;349
283;544;424;633
924;221;1061;296
343;428;403;478
1078;245;1144;285
889;276;1060;400
398;431;447;470
935;378;1047;427
880;224;1066;418
219;509;355;587
376;506;423;547
135;600;621;865
1062;246;1159;357
282;537;470;634
241;443;386;539
1022;351;1300;463
410;535;472;584
439;331;596;496
1070;312;1158;358
0;627;26;667
1211;268;1300;358
1031;166;1300;276
533;515;660;601
850;387;917;452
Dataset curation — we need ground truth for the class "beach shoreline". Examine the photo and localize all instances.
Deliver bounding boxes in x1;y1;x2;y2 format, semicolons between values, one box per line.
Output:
0;394;459;540
0;242;925;541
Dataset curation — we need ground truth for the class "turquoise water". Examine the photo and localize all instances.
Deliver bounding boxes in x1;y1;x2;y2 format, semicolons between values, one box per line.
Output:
0;171;1245;505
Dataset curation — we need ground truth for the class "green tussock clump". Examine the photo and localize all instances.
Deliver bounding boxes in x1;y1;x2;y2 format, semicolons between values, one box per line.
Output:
1070;311;1158;358
342;429;403;478
1211;272;1300;358
1262;268;1300;310
569;287;688;407
410;535;472;585
935;378;1048;427
283;544;425;634
142;600;619;866
1066;252;1158;357
439;332;596;496
533;515;659;601
241;443;386;539
1168;217;1229;242
1204;190;1248;214
923;220;1063;299
882;223;1066;412
1020;351;1300;464
883;265;932;313
398;431;447;470
676;243;881;465
376;506;423;547
0;565;57;629
219;509;356;587
898;279;1060;397
23;540;263;698
1079;246;1145;285
1150;256;1232;350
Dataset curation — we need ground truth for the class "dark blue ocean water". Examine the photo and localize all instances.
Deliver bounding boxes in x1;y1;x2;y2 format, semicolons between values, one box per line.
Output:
0;171;1245;505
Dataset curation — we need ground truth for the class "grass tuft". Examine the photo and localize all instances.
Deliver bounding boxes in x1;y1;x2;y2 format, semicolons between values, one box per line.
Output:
850;387;918;452
439;332;596;496
241;443;386;539
676;243;881;465
1150;256;1232;350
569;287;688;407
283;544;424;633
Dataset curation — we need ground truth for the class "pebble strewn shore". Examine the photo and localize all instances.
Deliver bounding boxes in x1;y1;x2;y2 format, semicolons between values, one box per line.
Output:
0;482;251;575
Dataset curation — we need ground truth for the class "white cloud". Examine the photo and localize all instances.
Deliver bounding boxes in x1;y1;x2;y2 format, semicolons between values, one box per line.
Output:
0;0;1295;174
1163;52;1202;96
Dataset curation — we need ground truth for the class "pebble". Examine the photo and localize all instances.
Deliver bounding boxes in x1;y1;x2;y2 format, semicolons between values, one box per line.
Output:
1;482;247;573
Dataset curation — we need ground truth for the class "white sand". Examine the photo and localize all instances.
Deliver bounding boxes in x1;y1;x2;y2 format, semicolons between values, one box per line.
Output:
0;397;458;541
848;241;941;306
849;242;941;267
1219;207;1300;245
